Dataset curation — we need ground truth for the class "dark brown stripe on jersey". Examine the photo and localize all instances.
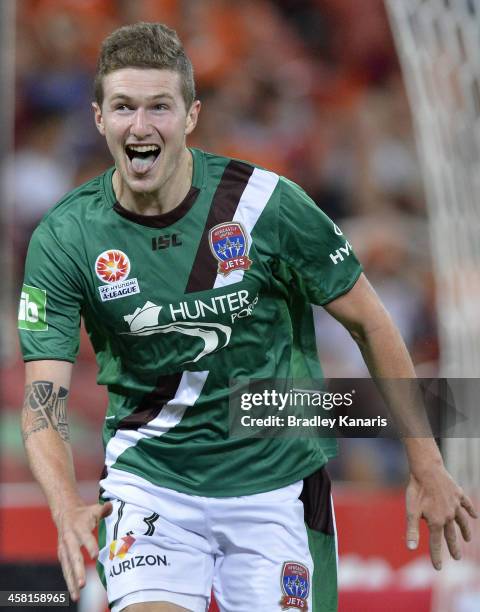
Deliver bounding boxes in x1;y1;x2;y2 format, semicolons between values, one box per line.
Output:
116;372;183;431
113;187;200;228
300;467;335;535
185;160;254;293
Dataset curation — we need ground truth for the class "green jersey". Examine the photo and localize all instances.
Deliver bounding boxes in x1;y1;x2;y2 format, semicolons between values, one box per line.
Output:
18;148;362;497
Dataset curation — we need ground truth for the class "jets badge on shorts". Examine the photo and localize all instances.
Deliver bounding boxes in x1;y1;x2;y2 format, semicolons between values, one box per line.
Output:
280;561;310;610
208;222;252;276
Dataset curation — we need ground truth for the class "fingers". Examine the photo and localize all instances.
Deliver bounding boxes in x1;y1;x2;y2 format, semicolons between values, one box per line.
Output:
460;494;478;519
63;530;86;590
444;521;461;561
429;524;443;570
406;509;420;550
81;503;111;559
57;503;109;600
405;481;420;551
80;530;99;560
455;507;472;542
427;506;474;568
97;501;113;520
440;504;475;563
58;541;80;602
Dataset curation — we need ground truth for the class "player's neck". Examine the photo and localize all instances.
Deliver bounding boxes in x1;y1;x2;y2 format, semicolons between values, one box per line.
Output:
113;148;193;217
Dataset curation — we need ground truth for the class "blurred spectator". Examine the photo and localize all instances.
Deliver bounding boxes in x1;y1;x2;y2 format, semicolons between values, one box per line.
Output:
7;111;75;285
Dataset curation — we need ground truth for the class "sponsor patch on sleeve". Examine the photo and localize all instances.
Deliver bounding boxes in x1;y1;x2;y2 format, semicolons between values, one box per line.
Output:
18;284;48;331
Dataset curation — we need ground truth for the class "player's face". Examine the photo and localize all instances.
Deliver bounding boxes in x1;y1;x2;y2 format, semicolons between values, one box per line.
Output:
93;68;200;198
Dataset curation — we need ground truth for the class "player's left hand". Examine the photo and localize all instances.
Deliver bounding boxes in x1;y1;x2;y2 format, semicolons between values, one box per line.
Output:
405;465;477;569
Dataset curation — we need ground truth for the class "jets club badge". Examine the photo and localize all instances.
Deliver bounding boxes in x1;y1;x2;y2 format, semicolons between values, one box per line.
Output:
280;562;310;610
208;222;252;276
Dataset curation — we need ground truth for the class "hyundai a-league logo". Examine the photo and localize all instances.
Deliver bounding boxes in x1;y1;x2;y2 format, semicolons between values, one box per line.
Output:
280;562;310;610
208;222;252;276
95;249;131;284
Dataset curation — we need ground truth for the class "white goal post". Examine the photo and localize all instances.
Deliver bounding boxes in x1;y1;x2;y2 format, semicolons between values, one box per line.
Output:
385;1;480;610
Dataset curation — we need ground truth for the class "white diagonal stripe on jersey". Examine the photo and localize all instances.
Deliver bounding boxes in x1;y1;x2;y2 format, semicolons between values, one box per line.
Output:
105;370;209;468
213;167;279;289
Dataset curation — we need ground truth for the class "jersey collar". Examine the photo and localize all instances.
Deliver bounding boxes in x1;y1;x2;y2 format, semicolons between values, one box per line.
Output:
103;148;205;228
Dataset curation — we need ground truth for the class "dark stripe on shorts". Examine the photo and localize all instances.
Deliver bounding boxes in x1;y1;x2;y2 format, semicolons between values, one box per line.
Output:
113;501;125;540
185;160;254;293
143;512;160;536
116;372;183;431
300;467;334;535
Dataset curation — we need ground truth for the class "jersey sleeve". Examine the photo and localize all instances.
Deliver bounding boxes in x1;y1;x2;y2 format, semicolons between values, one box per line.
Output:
277;178;362;305
18;221;83;362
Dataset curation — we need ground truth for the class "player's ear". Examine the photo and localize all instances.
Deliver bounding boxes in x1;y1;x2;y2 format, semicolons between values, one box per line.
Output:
92;102;105;136
185;100;201;136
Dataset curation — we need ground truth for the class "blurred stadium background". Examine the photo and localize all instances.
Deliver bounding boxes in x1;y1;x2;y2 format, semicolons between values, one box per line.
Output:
0;1;478;611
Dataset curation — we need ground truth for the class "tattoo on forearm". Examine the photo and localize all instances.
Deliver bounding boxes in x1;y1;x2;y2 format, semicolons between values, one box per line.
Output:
22;381;71;442
52;387;69;440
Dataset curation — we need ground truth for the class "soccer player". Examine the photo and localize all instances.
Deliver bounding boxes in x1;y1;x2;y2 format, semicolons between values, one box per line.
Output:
19;22;477;612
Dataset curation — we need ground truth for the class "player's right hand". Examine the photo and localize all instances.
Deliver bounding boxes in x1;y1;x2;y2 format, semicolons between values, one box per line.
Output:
55;502;113;601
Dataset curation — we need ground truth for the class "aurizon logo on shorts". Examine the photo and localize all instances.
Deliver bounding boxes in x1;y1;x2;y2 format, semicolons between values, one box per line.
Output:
109;554;169;578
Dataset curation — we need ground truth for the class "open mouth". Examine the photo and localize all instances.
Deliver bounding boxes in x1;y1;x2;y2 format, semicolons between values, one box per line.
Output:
125;144;161;175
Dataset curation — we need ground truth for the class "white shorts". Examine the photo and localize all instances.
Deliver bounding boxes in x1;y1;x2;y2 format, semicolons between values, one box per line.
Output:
98;468;337;612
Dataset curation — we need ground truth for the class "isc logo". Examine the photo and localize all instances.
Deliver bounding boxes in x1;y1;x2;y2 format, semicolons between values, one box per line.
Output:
151;233;182;251
18;285;48;331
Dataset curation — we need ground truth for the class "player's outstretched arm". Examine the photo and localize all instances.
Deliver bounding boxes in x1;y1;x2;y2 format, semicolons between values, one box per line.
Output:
21;360;112;601
324;273;478;569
